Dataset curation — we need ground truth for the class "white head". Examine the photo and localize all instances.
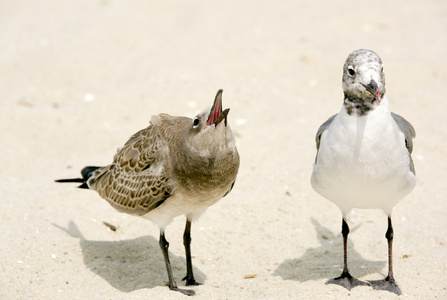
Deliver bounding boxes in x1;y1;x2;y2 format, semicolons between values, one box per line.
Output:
342;49;386;115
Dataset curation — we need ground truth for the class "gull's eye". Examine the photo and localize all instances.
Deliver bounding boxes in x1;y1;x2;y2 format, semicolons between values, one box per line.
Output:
193;118;200;128
348;68;355;76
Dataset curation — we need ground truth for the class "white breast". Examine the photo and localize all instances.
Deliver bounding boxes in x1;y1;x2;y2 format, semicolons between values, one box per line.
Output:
142;190;225;229
311;98;416;215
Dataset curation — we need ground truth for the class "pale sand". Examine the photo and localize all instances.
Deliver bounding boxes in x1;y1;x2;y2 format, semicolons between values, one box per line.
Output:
1;1;446;299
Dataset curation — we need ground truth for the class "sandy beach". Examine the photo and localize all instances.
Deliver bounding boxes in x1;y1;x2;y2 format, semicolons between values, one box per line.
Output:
1;0;446;299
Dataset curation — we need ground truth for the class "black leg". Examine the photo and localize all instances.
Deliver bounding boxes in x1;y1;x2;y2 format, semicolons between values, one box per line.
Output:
159;231;195;296
368;217;402;295
326;218;370;290
182;219;201;286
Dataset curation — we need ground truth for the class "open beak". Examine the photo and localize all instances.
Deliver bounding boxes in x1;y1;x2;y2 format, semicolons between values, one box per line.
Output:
205;89;230;127
361;79;381;103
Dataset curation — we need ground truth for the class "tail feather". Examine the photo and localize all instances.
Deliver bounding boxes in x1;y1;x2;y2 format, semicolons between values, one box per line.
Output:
55;166;101;189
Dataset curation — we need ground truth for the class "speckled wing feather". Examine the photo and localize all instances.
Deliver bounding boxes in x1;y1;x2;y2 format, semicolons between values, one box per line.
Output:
87;122;173;216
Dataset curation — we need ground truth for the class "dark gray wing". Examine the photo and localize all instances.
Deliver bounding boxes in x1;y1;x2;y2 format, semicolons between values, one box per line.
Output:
391;112;416;174
314;114;337;163
391;112;416;153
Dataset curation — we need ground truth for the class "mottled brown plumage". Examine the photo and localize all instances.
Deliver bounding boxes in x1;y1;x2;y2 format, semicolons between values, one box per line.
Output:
56;89;239;296
88;124;172;216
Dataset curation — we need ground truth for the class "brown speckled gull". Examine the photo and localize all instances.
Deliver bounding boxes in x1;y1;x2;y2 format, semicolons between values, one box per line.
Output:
56;89;240;296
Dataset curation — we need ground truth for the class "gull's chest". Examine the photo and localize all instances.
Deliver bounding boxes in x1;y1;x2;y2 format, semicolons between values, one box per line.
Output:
317;112;406;180
311;110;415;213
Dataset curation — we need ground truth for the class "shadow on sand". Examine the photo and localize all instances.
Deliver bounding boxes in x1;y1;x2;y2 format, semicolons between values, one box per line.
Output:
274;217;386;282
54;221;205;292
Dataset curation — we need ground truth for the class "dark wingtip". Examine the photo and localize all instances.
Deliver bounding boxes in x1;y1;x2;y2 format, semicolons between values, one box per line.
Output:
55;166;101;189
78;183;90;189
55;178;84;183
80;166;101;180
